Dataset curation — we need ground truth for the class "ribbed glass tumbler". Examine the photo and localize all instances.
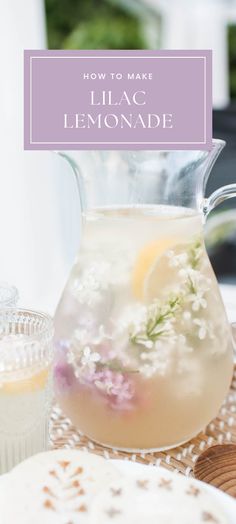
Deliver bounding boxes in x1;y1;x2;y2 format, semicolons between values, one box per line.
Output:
0;309;54;474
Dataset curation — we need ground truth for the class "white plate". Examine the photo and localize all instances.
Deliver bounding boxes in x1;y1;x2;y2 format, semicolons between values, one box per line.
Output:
1;460;236;523
111;459;236;524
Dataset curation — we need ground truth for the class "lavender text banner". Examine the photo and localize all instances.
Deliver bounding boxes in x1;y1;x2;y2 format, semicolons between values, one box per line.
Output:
24;50;212;150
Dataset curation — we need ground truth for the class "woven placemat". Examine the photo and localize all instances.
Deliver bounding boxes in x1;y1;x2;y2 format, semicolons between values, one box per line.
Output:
50;366;236;477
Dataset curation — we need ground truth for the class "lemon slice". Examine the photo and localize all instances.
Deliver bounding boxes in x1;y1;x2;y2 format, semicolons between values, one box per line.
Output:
1;368;49;394
132;238;185;302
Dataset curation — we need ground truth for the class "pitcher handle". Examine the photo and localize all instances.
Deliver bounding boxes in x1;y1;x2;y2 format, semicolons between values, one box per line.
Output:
202;183;236;217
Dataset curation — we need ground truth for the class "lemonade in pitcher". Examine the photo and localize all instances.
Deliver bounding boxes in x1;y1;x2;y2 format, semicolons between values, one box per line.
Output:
54;145;236;450
54;203;233;450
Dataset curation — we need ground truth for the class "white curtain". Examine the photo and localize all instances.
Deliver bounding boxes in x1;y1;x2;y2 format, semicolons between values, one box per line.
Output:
0;1;79;314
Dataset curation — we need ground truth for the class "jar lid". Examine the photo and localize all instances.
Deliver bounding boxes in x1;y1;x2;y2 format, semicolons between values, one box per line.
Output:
0;283;18;307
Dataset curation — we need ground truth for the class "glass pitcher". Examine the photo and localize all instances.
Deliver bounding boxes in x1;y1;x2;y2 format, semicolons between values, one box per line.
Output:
54;140;235;451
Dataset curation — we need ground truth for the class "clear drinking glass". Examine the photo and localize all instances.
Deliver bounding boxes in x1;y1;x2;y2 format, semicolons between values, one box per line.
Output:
54;141;236;451
0;309;54;474
0;283;18;307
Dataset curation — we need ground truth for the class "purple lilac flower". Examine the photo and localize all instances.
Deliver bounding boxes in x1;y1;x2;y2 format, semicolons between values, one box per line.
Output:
92;368;136;411
54;361;77;394
54;339;138;411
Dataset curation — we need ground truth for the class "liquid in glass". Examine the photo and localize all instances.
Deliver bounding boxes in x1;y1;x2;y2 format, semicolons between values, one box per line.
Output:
54;205;233;451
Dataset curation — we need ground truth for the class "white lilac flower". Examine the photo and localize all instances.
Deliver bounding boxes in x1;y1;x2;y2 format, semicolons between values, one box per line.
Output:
207;322;215;340
140;340;154;349
73;324;111;352
183;310;192;321
172;253;189;268
140;359;169;378
72;261;110;306
93;324;112;344
178;266;198;281
189;292;207;312
148;319;176;341
140;351;155;362
139;340;172;377
193;318;214;340
161;320;175;334
140;352;148;360
81;346;101;367
193;318;207;339
166;251;188;268
148;299;162;318
72;253;133;307
94;369;135;406
67;350;76;366
188;271;210;291
67;344;101;378
73;280;102;307
139;363;156;378
116;303;147;336
95;379;114;394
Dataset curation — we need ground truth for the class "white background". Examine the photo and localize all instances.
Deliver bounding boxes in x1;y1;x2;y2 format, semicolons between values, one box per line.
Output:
0;0;80;314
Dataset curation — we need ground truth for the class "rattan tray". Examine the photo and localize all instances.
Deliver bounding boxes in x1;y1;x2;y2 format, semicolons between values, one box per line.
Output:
50;366;236;477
